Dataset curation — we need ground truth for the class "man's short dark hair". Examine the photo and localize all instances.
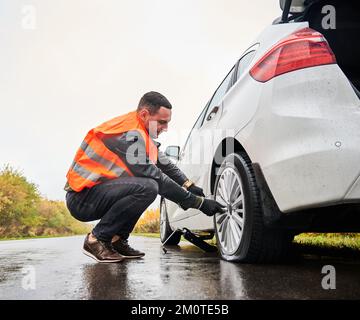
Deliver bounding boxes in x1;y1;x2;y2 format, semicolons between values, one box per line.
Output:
137;91;172;115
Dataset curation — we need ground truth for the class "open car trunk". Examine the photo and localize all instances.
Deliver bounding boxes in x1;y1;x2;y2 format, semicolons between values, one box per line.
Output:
299;0;360;96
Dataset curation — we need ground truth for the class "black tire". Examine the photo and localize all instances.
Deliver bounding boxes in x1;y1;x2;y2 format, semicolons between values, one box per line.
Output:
213;152;292;263
160;198;181;245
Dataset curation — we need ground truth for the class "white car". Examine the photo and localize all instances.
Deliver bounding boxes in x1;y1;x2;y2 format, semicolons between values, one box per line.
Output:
160;0;360;263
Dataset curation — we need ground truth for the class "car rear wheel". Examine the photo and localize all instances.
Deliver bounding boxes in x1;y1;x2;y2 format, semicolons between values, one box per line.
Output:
160;198;181;245
214;152;292;263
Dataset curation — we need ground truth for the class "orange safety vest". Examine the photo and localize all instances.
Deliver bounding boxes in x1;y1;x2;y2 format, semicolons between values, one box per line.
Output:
66;111;158;192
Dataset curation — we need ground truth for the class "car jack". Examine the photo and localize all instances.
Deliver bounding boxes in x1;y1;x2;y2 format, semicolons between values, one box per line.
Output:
161;228;218;254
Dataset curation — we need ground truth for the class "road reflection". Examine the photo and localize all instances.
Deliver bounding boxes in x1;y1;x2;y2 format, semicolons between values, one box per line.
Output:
82;262;131;300
77;238;360;300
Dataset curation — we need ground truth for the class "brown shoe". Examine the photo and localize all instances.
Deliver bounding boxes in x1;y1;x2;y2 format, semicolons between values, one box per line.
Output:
82;234;124;263
112;238;145;258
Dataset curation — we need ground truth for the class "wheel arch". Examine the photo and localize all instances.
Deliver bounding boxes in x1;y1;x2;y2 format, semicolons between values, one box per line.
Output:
210;137;251;195
209;137;286;229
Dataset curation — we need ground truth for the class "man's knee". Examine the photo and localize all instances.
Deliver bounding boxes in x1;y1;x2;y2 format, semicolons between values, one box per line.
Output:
142;178;159;200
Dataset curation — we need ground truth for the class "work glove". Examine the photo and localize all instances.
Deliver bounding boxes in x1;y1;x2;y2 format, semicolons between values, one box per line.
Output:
188;184;205;197
199;198;227;216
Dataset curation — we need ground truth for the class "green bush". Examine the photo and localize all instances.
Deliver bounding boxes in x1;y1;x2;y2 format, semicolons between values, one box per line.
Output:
0;165;40;236
0;164;91;238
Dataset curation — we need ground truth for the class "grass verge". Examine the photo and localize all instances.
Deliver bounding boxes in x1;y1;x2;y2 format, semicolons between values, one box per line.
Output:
294;233;360;250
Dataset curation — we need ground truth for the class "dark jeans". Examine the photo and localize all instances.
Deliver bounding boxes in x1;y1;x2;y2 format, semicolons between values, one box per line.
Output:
65;177;158;242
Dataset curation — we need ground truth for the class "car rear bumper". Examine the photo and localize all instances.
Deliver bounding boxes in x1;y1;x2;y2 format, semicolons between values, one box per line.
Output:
345;174;360;200
252;163;360;232
262;145;360;212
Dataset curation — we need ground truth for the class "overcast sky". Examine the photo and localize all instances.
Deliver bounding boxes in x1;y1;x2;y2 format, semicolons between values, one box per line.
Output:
0;0;281;200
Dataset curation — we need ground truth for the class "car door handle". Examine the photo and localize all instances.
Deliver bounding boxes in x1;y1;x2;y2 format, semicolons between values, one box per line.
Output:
206;106;219;121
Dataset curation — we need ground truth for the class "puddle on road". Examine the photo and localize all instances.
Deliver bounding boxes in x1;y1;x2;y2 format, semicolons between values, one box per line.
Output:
0;263;23;283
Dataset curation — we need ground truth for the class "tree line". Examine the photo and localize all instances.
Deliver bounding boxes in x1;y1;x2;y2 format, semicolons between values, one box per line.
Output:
0;165;91;238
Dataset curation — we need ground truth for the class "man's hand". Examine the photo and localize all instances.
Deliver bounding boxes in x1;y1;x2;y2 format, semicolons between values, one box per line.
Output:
199;199;226;216
188;184;205;197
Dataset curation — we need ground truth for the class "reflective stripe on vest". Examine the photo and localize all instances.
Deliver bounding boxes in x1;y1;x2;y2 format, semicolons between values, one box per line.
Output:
72;162;102;183
79;140;126;177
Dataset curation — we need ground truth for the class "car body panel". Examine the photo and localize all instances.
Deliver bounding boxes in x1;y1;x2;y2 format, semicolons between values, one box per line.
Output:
236;64;360;212
165;20;360;232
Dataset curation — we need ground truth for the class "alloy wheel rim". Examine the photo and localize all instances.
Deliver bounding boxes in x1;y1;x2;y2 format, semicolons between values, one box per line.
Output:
215;167;245;255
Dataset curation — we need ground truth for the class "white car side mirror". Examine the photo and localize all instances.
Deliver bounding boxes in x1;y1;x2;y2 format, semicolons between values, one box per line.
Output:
165;145;180;161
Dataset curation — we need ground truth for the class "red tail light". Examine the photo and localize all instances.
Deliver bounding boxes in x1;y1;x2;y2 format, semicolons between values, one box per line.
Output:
250;27;336;82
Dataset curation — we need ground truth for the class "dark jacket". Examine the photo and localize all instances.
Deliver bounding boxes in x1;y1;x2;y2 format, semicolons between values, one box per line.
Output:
65;130;200;210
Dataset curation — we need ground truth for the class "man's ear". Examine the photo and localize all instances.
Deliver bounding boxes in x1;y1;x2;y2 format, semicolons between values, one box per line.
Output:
137;108;150;122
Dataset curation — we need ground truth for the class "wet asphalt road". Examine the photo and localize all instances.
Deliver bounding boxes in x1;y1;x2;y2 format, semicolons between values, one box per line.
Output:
0;235;359;300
